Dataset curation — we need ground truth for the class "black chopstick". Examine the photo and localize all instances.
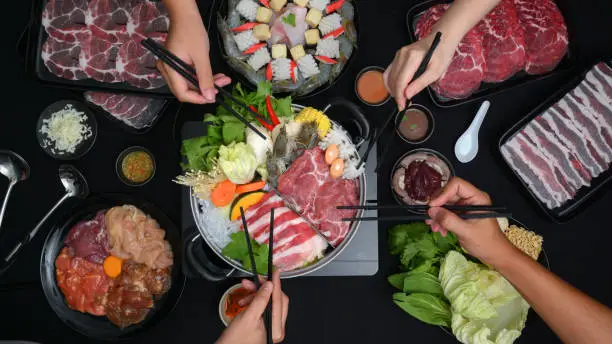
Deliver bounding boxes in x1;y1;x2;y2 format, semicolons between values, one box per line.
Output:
360;32;442;171
342;212;512;222
141;39;272;127
240;207;261;288
265;208;274;344
337;204;508;212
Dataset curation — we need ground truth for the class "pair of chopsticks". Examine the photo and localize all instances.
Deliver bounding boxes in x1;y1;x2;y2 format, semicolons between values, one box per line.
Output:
358;32;443;171
240;207;274;344
140;38;271;140
339;203;511;222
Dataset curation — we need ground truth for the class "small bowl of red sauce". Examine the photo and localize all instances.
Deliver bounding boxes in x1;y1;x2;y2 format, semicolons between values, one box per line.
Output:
219;283;254;326
355;66;390;106
391;148;455;212
116;146;156;186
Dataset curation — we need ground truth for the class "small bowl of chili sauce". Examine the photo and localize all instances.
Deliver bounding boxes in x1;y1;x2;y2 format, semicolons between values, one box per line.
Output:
219;283;254;326
355;66;391;106
116;146;156;186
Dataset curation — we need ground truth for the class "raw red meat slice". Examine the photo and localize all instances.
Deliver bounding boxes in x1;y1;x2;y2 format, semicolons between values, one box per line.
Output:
42;37;88;80
241;191;328;272
277;148;358;246
127;1;170;41
86;0;138;44
42;0;89;43
79;35;122;83
84;91;167;129
514;0;568;75
64;210;110;264
416;4;485;99
478;0;526;82
117;38;165;89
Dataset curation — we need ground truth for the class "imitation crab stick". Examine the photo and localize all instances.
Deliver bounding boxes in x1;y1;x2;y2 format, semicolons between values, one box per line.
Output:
326;0;344;14
243;43;267;55
315;56;338;64
211;180;237;207
231;22;258;33
323;27;344;39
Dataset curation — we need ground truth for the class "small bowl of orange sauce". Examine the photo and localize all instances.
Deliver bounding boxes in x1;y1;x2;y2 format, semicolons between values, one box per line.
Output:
355;66;390;106
219;283;255;326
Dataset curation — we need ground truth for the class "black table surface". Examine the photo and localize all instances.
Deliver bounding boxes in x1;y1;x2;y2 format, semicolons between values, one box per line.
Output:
1;0;612;343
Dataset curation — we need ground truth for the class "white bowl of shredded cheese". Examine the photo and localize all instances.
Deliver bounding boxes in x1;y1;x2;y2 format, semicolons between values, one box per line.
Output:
36;100;97;160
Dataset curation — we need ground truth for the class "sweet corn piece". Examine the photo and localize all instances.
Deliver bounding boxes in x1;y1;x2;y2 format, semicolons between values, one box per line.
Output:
271;44;287;59
256;7;273;23
305;8;322;27
253;24;271;40
270;0;287;12
290;45;306;61
304;29;320;45
293;0;309;7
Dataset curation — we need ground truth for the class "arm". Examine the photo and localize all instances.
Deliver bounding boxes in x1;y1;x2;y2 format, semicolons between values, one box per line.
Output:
492;246;612;344
427;177;612;344
384;0;500;110
160;0;231;103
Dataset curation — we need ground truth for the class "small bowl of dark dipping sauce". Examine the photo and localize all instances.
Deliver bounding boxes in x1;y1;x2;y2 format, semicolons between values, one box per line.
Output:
395;104;435;144
355;66;390;106
391;148;454;212
116;146;156;186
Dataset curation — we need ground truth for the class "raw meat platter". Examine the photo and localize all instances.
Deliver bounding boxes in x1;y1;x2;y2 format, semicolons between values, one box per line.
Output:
498;62;612;222
27;0;173;95
406;0;574;108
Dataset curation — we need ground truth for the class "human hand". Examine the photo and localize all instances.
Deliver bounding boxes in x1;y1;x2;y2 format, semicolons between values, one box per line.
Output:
383;32;456;110
158;7;231;104
425;177;514;266
216;271;289;344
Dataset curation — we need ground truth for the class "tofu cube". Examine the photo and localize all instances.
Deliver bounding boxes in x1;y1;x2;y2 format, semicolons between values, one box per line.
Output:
253;24;271;41
305;8;322;27
304;29;320;45
271;44;287;59
256;7;273;23
290;45;306;61
270;0;287;12
293;0;309;7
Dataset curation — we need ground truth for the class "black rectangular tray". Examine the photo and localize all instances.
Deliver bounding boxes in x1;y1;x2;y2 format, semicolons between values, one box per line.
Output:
497;62;612;223
23;0;213;96
406;0;575;108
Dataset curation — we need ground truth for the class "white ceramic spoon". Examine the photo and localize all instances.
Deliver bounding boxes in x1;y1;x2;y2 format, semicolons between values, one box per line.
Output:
454;100;491;163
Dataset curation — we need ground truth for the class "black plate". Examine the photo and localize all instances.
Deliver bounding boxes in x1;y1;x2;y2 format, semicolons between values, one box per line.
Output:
406;0;575;108
214;0;359;99
40;194;186;340
36;100;98;160
26;0;173;96
498;66;612;223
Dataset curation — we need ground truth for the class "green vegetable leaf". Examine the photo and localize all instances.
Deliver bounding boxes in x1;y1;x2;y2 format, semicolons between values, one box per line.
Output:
222;232;269;274
274;96;293;117
257;80;273;98
181;136;219;171
282;13;296;27
222;121;246;144
403;272;444;295
411;259;439;276
388;223;430;255
392;292;451;327
433;231;458;253
400;243;419;268
413;235;439;260
388;272;412;290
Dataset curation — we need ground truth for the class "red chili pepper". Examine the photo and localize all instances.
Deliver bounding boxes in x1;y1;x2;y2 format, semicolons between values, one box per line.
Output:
315;55;338;64
250;105;274;131
326;0;344;14
259;0;271;8
322;27;345;39
230;22;258;33
266;95;280;126
266;63;273;81
290;61;298;83
242;43;267;55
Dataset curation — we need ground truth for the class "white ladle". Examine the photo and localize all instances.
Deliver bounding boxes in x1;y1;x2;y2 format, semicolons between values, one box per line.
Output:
454;100;491;163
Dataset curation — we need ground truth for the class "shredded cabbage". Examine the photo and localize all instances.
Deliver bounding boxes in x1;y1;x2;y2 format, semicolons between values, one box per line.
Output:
440;251;529;344
218;142;258;184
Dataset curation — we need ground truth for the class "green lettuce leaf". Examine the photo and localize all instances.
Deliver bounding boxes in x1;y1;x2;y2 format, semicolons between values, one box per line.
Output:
222;232;269;274
393;292;451;327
